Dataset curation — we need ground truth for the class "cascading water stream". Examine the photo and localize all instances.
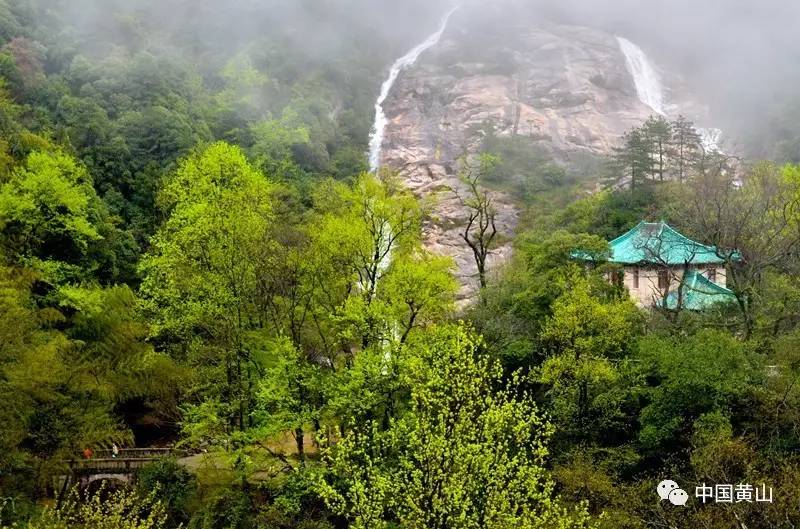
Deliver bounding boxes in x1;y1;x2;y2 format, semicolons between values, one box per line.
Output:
363;7;458;357
697;127;723;153
368;5;458;172
616;36;666;116
617;35;722;152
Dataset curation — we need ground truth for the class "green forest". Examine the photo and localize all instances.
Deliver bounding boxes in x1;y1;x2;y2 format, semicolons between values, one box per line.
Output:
2;1;800;528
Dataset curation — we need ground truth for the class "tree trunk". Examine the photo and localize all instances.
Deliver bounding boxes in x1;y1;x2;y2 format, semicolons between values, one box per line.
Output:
295;427;306;466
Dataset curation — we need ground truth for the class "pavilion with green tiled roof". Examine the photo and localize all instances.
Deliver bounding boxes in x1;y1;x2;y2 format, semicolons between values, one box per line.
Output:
658;269;737;311
607;221;725;266
575;221;737;309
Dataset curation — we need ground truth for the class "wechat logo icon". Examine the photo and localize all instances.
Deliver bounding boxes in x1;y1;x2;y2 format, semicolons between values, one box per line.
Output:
658;479;689;506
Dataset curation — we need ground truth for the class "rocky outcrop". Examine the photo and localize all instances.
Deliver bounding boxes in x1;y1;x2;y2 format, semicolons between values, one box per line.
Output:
376;9;692;300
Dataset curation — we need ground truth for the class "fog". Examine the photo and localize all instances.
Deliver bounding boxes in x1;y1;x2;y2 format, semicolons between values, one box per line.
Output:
506;0;800;134
44;0;800;89
26;0;800;152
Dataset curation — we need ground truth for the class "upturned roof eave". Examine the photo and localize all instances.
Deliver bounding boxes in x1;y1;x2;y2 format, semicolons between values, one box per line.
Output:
608;221;727;266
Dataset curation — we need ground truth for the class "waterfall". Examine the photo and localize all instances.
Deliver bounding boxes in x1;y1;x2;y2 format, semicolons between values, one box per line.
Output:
617;35;723;152
698;127;722;153
616;36;666;116
368;6;458;172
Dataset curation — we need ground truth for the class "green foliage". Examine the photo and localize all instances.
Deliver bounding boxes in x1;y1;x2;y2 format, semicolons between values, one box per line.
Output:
136;459;195;527
187;487;253;529
607;115;703;189
307;173;424;348
0;151;99;276
19;486;169;529
3;3;800;528
140;142;274;433
382;251;458;342
538;275;643;440
479;129;576;200
668;162;800;337
59;284;181;403
0;149;135;285
249;112;311;164
471;230;612;367
318;324;592;529
556;187;662;240
636;330;760;451
0;1;23;43
256;338;324;442
214;53;270;126
0;263;181;503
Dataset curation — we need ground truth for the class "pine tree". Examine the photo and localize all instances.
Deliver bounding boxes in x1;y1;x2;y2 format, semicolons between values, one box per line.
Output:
670;115;702;182
609;128;652;189
644;115;672;182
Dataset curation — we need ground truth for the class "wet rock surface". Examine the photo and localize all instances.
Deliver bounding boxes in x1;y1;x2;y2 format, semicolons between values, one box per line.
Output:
377;10;691;301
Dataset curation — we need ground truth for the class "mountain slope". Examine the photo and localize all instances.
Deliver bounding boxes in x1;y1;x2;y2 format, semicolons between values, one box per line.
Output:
377;13;668;298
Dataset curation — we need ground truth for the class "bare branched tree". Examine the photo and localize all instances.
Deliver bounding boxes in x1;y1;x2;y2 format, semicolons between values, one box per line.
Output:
672;162;800;338
452;154;500;303
636;229;701;319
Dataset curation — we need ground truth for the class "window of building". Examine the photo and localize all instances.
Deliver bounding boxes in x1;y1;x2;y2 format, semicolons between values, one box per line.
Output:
658;270;670;290
706;267;717;282
632;269;639;289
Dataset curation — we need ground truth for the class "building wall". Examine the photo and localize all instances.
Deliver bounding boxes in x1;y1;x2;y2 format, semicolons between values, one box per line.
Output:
622;265;727;307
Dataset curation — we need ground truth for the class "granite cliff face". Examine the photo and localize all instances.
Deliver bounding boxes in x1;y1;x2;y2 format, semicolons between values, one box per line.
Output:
374;8;705;300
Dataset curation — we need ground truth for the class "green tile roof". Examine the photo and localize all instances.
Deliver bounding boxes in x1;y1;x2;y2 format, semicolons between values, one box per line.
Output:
658;269;737;310
606;221;725;266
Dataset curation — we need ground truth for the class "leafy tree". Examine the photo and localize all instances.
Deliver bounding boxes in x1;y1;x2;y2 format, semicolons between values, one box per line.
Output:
19;485;170;529
471;230;612;368
556;188;662;241
0;148;135;285
538;274;642;440
0;151;100;280
330;144;369;180
749;330;800;454
57;284;183;421
382;251;457;344
255;174;456;463
0;1;23;43
249;111;311;165
213;53;270;132
140;142;275;433
136;459;195;527
1;37;45;89
755;272;800;334
478;129;574;200
308;173;421;349
256;338;325;465
317;324;592;529
0;265;47;508
0;267;143;501
635;330;759;452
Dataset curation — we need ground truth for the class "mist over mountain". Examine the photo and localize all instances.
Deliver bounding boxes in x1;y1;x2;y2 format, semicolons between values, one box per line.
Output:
9;0;797;159
507;0;800;153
